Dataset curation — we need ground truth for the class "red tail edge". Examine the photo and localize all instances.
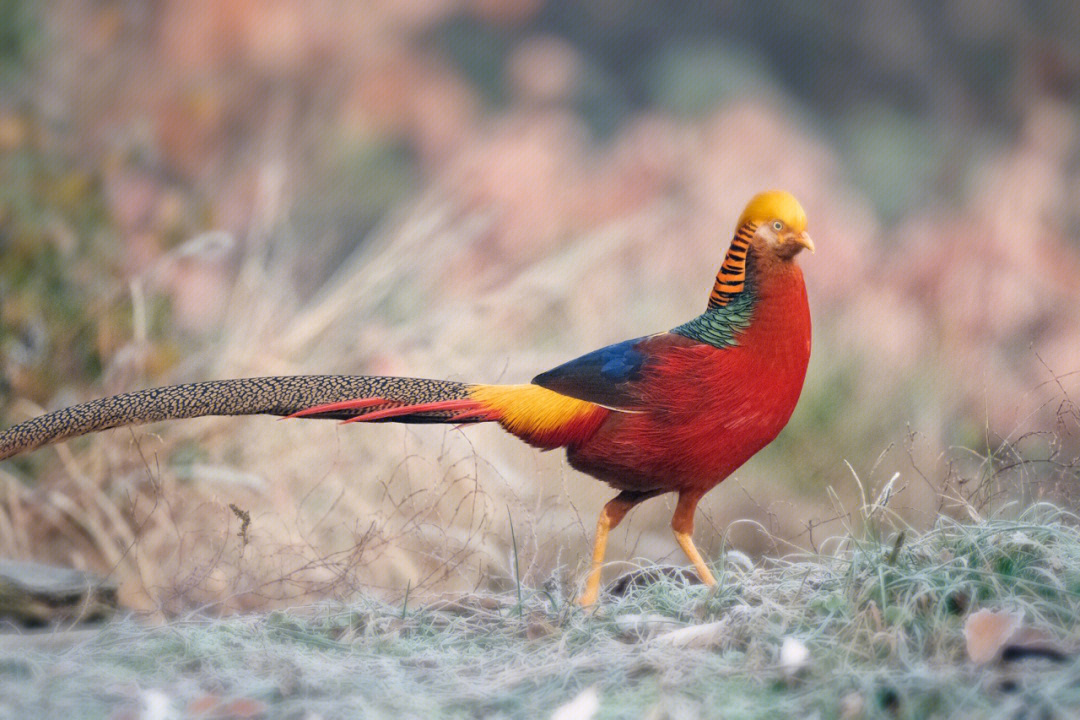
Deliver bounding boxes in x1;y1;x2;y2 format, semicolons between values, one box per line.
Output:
285;397;388;419
287;396;501;424
341;398;500;423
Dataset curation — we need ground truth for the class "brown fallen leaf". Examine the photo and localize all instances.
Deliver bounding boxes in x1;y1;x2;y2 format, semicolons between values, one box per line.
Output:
964;608;1023;664
187;694;221;715
220;698;267;718
526;612;557;640
187;694;267;719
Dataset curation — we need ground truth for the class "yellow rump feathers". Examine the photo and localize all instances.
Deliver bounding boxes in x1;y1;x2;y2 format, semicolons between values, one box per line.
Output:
737;190;807;233
467;383;607;448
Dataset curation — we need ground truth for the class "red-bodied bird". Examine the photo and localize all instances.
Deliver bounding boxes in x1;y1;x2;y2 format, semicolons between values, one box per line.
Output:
0;190;813;605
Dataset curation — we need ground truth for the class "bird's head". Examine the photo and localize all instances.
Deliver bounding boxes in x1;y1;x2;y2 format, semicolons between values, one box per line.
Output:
737;190;814;261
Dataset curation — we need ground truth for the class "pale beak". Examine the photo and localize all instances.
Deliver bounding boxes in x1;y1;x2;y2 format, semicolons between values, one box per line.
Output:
794;231;815;254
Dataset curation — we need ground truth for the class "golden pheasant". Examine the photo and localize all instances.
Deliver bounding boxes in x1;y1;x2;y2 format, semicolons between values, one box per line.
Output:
0;190;814;605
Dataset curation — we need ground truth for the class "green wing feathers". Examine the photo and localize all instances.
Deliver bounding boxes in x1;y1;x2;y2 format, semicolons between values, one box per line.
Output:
0;375;471;460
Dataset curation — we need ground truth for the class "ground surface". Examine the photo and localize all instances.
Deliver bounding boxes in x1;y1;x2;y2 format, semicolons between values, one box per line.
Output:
2;508;1079;720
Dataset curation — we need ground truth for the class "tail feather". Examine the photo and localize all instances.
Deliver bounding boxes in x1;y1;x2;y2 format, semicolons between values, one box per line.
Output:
0;375;613;461
288;397;500;424
341;399;499;424
0;375;471;460
297;383;612;449
466;384;610;449
284;397;391;418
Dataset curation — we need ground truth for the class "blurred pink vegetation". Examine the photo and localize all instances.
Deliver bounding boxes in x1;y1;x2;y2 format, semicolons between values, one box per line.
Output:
85;1;1079;429
3;0;1079;613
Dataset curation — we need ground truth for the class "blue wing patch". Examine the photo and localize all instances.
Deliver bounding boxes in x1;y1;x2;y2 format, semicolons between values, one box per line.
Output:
532;337;649;409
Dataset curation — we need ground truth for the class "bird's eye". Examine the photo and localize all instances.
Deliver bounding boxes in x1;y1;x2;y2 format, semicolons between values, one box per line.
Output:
772;221;784;231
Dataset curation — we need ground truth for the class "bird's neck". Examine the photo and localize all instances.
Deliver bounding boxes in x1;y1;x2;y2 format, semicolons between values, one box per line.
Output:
671;224;808;350
706;221;757;309
670;223;761;349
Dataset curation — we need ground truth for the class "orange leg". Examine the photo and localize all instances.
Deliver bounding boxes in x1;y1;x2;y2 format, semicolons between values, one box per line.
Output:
578;490;659;606
671;490;716;586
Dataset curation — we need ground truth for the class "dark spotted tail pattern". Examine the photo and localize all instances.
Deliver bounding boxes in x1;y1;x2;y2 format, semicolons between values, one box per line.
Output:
0;375;472;460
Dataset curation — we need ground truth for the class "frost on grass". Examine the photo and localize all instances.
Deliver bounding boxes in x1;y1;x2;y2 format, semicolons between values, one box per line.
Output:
2;504;1080;718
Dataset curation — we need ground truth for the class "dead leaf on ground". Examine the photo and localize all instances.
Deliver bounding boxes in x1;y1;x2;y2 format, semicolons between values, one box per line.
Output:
526;612;556;640
964;608;1023;664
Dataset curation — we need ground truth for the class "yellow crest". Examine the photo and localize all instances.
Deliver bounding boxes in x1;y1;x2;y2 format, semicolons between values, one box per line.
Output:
737;190;807;232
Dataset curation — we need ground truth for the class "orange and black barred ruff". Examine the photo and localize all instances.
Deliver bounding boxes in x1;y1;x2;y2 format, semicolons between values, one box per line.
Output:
707;221;758;309
0;375;473;460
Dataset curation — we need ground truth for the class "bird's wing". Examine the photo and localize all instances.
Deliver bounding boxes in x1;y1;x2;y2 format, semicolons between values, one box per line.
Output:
532;333;692;410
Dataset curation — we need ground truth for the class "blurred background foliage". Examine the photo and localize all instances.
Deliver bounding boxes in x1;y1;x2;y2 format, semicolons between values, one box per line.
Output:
1;1;1079;612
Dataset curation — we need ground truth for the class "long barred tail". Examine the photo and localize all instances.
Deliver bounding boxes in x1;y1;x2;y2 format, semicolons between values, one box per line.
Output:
0;375;474;461
1;374;613;461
